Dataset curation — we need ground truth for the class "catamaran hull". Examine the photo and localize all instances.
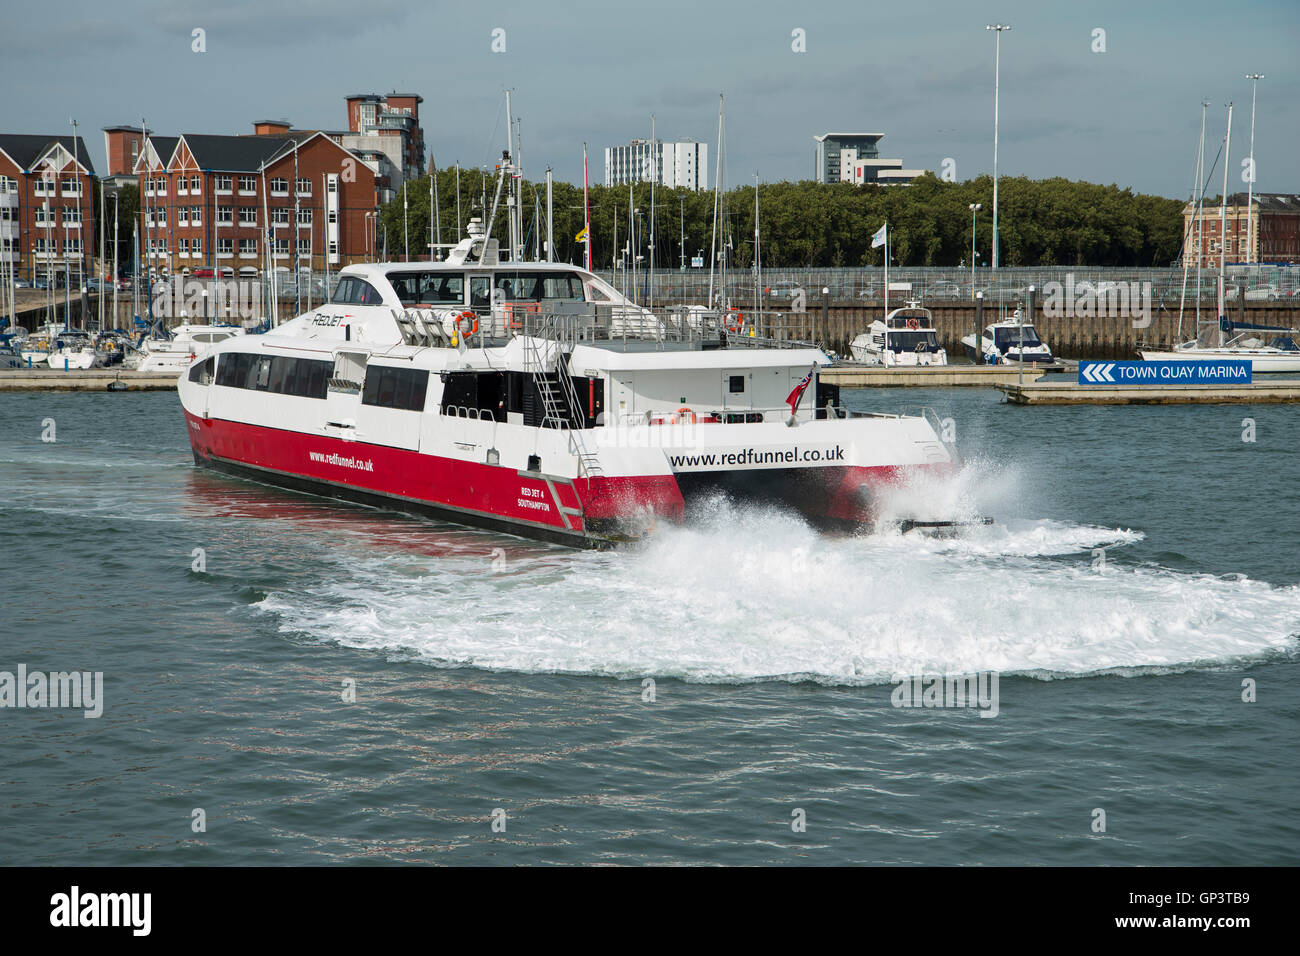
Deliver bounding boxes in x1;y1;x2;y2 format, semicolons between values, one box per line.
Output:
1139;350;1300;373
183;411;946;548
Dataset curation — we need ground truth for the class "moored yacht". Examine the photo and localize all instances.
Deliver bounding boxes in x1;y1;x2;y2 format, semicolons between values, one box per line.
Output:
138;323;247;372
962;312;1055;365
46;329;107;369
849;302;947;366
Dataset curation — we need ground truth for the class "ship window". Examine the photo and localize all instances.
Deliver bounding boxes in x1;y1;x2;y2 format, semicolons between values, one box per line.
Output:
330;277;382;305
212;352;330;399
187;356;215;385
361;365;428;412
728;375;745;393
387;271;464;305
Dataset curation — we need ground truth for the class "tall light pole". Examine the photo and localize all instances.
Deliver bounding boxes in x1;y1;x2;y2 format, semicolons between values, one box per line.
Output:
986;24;1010;271
1244;73;1264;266
969;202;982;298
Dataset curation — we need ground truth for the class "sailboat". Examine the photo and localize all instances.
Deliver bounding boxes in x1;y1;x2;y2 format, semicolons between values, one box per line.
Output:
1140;102;1300;372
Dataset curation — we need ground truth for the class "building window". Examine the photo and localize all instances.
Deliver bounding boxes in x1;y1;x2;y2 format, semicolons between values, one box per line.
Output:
296;208;313;226
61;207;81;225
297;238;310;256
179;238;189;255
295;177;311;196
239;238;257;257
191;175;201;192
65;239;82;254
178;208;189;226
217;205;233;225
192;237;201;256
270;177;288;195
238;207;257;226
218;238;233;256
216;175;232;193
191;206;202;226
155;178;167;196
238;175;257;193
270;207;290;226
61;178;81;196
35;178;54;196
273;238;290;256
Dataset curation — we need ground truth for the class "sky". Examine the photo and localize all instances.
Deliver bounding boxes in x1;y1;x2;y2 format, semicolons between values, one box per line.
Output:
3;0;1297;199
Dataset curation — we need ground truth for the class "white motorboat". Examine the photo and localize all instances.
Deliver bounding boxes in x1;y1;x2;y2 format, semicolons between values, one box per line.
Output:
849;302;947;366
137;323;247;372
961;312;1055;365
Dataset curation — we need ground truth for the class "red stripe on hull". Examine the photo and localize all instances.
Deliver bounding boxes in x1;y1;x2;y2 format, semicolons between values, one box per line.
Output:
184;412;685;544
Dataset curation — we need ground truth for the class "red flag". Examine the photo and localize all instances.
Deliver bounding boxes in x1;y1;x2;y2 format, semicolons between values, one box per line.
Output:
786;365;815;414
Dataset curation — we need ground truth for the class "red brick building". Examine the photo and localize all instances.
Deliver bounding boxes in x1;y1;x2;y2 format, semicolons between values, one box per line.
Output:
343;93;425;183
107;125;379;277
1182;193;1300;267
0;134;97;283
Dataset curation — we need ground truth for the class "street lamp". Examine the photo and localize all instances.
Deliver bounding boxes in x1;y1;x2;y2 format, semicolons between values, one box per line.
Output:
1244;73;1264;266
986;24;1010;271
969;202;982;299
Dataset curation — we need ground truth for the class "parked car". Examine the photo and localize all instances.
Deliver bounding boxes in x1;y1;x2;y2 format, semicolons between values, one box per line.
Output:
1243;284;1281;301
191;267;234;279
766;280;803;300
926;281;962;299
13;278;32;289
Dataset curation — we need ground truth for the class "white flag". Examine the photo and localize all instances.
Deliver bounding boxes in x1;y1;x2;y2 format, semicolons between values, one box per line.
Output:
871;223;887;248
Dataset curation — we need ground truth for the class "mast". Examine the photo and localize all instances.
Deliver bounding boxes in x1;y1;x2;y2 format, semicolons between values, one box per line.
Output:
708;94;723;311
648;114;655;312
582;144;592;271
1244;74;1264;266
545;166;554;263
1177;107;1205;343
1218;103;1233;346
753;173;760;319
1195;100;1208;340
455;161;461;238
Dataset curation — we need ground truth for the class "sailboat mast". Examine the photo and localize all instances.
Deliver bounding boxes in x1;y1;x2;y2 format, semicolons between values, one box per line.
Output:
708;94;723;312
1177;108;1205;343
1218;103;1233;346
1195;100;1208;337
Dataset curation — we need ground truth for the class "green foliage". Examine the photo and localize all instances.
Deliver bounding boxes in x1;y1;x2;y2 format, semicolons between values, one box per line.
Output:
380;169;1185;269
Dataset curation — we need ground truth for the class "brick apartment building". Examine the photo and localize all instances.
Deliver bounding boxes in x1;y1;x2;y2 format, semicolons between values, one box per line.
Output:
107;123;379;277
342;93;425;186
1183;192;1300;268
0;133;97;283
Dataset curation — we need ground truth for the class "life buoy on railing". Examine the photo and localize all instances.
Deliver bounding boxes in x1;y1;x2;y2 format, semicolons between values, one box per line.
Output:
456;311;479;336
674;406;697;424
725;309;744;333
906;317;920;330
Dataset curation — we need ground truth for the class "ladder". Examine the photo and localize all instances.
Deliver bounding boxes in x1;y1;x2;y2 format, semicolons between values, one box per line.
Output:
522;332;604;481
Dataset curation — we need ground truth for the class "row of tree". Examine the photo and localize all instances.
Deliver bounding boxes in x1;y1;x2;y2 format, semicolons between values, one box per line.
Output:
378;169;1188;270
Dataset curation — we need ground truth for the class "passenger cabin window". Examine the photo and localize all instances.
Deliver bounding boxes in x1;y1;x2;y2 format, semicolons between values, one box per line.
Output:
213;352;332;399
386;271;465;305
330;276;383;305
187;356;215;385
493;271;585;303
361;365;429;412
729;375;745;393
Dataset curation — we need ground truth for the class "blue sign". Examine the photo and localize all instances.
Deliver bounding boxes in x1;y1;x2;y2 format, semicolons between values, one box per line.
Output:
1078;360;1252;386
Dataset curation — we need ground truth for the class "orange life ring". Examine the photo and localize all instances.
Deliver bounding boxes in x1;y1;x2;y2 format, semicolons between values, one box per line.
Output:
456;311;479;336
725;309;744;332
907;317;920;330
675;406;697;424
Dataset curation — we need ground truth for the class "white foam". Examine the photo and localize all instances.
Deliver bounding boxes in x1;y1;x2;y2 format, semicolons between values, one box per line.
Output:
253;489;1299;687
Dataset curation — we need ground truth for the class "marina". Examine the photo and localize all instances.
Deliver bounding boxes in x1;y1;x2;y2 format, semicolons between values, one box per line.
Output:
998;377;1300;405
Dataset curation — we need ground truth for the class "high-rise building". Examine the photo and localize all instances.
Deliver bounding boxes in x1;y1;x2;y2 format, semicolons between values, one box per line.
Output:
813;133;924;185
342;93;426;190
604;139;707;191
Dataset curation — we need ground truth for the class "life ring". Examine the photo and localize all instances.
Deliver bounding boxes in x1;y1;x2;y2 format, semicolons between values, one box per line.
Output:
907;317;920;330
674;406;697;424
725;309;744;333
456;311;479;336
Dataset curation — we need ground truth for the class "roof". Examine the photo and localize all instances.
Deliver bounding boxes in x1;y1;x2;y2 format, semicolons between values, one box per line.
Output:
179;133;295;171
0;134;96;173
1188;193;1300;212
571;343;828;371
814;133;885;143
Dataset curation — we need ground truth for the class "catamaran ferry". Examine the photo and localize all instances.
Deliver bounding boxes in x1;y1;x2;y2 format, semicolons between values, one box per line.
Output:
177;224;965;547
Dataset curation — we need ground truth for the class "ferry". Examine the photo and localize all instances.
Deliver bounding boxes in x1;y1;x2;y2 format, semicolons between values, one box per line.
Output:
849;302;947;366
177;225;967;547
962;313;1056;365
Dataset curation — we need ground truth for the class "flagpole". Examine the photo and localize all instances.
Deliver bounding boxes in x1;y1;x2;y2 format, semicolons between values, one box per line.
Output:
884;223;889;318
582;143;592;271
